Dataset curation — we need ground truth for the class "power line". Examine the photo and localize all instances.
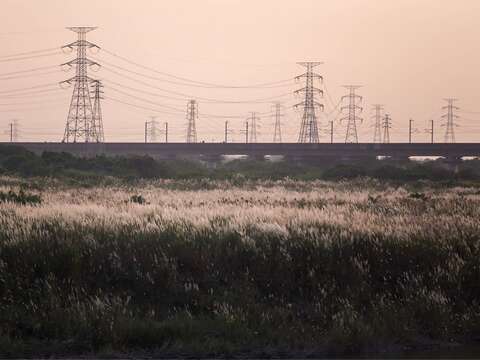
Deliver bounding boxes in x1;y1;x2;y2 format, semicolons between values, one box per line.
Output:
101;67;292;104
0;69;62;81
106;84;275;120
92;56;293;89
0;51;62;63
0;47;60;59
0;83;59;94
0;98;67;106
0;65;58;77
100;48;294;89
0;88;65;98
104;96;186;116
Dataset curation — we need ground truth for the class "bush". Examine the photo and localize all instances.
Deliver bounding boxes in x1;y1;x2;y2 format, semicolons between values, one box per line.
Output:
129;194;147;204
0;189;42;205
322;164;367;180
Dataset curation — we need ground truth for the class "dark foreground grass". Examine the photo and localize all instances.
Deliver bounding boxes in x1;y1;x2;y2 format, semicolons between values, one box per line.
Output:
0;216;479;357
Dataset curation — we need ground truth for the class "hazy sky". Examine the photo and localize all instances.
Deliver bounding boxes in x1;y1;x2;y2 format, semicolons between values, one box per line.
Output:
1;0;480;143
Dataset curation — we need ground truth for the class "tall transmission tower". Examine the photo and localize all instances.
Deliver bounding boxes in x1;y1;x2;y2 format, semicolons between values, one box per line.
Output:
441;98;459;143
91;80;104;142
382;114;392;144
186;100;198;143
341;85;363;143
294;62;323;143
273;103;283;143
247;112;260;143
372;104;383;143
61;27;100;143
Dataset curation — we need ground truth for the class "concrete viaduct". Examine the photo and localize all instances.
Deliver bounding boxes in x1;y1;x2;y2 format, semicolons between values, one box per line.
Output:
3;142;480;163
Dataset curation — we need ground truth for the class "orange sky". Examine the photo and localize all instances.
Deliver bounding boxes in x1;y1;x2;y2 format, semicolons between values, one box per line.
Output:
1;0;480;142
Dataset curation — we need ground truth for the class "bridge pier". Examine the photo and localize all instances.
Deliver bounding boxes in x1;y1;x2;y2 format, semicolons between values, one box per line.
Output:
248;154;266;162
199;154;223;166
440;156;463;172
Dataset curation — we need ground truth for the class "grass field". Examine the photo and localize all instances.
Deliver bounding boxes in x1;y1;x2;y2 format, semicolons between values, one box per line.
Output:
0;176;479;357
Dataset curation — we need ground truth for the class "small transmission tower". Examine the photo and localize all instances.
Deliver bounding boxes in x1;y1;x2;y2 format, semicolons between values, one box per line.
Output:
147;116;158;143
372;104;383;143
341;85;363;143
61;27;100;143
5;120;19;142
186;100;198;143
441;98;459;143
273;103;283;143
247;112;260;143
91;80;104;142
294;62;323;143
382;114;392;144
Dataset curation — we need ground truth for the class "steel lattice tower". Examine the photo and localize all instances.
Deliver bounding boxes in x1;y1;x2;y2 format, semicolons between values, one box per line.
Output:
382;114;392;144
341;85;363;143
442;98;459;143
273;103;283;143
91;80;104;142
149;116;159;142
186;100;198;143
294;62;323;143
247;112;260;143
372;104;383;143
61;27;100;143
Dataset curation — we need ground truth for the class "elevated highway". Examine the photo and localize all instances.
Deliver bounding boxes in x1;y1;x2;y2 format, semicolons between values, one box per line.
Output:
4;142;480;162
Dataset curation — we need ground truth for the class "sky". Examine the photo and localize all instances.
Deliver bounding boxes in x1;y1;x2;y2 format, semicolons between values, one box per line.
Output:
1;0;480;143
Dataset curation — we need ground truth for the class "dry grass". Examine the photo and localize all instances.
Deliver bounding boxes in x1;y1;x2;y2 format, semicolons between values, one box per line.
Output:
0;177;479;356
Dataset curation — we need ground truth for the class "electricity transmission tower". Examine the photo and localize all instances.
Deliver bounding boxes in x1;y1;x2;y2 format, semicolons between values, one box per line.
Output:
294;62;323;143
247;112;260;143
145;116;159;143
372;104;383;143
61;27;101;143
5;120;19;142
341;85;363;143
441;98;459;143
224;121;234;143
91;80;104;142
382;114;392;144
186;99;198;143
273;103;283;143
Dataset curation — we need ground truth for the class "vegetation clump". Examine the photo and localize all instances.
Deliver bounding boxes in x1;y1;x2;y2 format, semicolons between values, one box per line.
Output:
0;189;41;205
129;194;147;204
